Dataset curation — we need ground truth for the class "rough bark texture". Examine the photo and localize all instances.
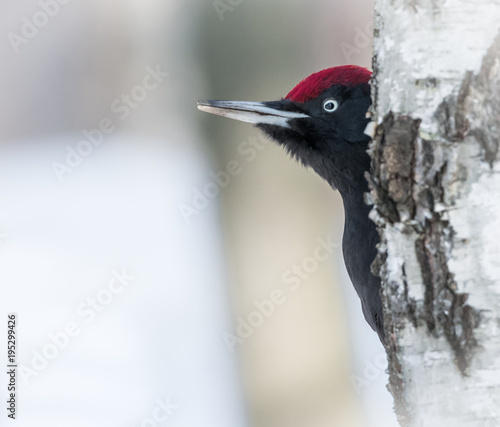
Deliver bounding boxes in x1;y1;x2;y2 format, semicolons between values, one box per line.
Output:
370;1;500;425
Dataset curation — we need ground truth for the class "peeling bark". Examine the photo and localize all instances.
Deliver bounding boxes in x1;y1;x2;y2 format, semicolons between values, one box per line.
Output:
371;1;500;425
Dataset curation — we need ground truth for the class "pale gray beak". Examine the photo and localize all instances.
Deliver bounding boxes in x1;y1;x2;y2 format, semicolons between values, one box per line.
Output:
197;100;309;128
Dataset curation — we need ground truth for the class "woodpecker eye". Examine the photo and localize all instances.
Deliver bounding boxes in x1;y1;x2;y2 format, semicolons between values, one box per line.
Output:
323;98;339;113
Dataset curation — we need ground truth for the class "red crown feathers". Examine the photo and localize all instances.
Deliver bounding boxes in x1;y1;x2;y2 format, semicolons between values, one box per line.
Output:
285;65;372;103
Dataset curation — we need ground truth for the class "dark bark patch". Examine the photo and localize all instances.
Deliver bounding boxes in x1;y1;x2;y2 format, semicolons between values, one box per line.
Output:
435;71;472;142
415;225;479;375
368;112;419;223
436;30;500;165
415;77;439;88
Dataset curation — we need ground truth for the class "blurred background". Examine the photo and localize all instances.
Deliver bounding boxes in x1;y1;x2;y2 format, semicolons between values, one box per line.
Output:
0;1;397;426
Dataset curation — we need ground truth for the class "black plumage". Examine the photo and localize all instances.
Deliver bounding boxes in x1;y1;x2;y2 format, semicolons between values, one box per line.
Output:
198;66;385;343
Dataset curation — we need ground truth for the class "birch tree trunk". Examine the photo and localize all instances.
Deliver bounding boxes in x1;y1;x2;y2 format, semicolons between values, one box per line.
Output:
369;1;500;425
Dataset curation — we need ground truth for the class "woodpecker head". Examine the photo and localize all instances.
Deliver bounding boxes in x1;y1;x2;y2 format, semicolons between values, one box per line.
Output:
197;65;372;194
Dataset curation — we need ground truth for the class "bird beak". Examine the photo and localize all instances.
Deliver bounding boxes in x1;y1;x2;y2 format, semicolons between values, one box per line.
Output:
197;100;309;128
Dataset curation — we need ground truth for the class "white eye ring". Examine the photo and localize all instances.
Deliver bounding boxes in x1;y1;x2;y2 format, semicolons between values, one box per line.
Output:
323;98;339;112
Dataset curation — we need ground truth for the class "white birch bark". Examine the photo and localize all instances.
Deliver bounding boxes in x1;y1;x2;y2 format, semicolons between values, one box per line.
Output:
369;1;500;425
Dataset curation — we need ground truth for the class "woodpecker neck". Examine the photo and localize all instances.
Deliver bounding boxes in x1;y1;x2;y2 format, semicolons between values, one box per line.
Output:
309;135;372;198
338;160;383;341
338;166;375;255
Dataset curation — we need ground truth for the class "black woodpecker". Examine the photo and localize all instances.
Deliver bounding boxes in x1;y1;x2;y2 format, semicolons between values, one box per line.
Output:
197;65;384;344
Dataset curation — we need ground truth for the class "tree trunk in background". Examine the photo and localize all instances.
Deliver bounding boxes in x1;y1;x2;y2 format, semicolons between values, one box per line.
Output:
370;1;500;425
